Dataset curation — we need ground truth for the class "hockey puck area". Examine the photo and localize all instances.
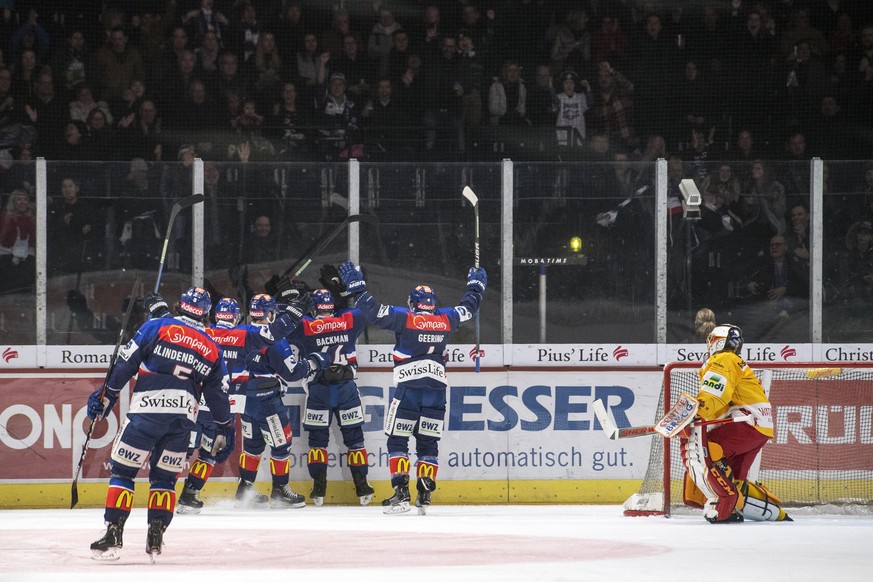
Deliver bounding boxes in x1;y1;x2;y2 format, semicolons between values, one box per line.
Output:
2;518;668;572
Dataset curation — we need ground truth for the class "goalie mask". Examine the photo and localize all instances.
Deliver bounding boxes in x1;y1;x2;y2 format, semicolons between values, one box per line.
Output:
214;297;241;325
248;293;277;321
706;324;744;357
311;289;335;315
179;287;212;320
408;285;436;312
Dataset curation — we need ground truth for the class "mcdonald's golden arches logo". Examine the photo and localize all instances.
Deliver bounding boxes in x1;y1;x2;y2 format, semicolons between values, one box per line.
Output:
347;449;368;466
108;486;134;511
417;463;437;479
308;448;328;464
148;489;176;512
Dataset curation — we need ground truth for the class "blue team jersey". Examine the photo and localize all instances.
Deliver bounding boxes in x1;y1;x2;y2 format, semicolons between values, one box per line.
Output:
206;322;277;382
354;289;482;389
288;309;368;366
108;316;231;425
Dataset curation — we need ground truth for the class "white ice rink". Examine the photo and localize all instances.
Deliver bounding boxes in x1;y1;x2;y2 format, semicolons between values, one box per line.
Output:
1;504;871;582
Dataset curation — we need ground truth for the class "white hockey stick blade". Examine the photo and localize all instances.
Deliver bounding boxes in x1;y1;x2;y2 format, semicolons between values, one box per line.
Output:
462;186;479;206
591;399;619;440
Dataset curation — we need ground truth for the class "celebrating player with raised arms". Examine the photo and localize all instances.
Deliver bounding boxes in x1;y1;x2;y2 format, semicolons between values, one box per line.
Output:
681;324;792;523
87;287;232;562
286;287;375;506
340;260;486;514
236;293;331;508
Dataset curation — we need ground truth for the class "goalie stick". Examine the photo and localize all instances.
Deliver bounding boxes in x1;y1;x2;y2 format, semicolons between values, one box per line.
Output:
462;186;481;373
155;193;205;293
265;213;377;295
71;275;142;509
591;394;752;440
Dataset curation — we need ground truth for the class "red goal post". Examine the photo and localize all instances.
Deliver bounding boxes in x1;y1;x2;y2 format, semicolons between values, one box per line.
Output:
624;361;873;516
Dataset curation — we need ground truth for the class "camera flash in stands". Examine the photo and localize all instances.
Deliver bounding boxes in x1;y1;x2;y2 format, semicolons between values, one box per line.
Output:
570;236;582;253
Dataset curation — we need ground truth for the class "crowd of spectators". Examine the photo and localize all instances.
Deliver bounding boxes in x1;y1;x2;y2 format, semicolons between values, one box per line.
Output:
0;1;872;338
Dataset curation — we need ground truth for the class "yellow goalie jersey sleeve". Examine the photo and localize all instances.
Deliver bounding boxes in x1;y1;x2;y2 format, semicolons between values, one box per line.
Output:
696;352;774;438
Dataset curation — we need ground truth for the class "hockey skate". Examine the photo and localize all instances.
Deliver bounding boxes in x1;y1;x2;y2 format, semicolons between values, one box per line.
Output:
352;472;375;506
235;479;270;509
145;519;165;563
381;474;411;515
415;477;435;515
271;484;306;508
176;483;203;514
90;516;126;561
310;473;327;506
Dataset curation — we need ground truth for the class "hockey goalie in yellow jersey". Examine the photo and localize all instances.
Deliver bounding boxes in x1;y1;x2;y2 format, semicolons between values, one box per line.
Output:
680;324;792;523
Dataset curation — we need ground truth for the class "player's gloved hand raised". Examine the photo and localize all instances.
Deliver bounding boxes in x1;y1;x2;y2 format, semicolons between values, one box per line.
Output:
86;387;118;420
466;267;487;293
212;422;236;464
339;260;367;295
279;293;313;323
320;264;350;298
143;292;171;319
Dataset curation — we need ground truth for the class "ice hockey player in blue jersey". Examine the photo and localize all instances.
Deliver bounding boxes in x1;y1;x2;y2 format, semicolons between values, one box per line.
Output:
237;293;331;508
339;260;487;514
87;287;232;562
287;287;376;506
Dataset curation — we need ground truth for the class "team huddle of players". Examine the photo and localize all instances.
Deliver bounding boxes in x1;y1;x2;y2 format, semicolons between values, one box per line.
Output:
85;260;487;561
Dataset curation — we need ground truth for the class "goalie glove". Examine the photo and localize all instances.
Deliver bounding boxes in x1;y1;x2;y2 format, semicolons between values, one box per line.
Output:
143;292;171;319
212;422;236;464
86;386;118;420
339;260;367;295
466;267;487;293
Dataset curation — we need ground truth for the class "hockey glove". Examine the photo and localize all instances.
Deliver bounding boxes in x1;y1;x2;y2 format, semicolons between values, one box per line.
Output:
87;386;118;420
324;363;356;383
143;292;171;319
279;293;314;324
319;264;351;298
306;352;332;382
339;260;367;295
466;267;487;293
212;422;236;464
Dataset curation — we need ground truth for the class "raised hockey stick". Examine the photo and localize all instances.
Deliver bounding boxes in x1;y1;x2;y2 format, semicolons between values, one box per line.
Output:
71;275;142;509
265;214;377;295
462;186;481;373
591;395;752;441
154;193;205;293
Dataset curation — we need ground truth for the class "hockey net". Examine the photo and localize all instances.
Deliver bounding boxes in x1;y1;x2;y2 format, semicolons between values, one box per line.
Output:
624;362;873;516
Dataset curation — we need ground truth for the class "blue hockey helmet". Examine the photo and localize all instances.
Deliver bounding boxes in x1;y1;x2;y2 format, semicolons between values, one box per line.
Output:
214;297;241;324
179;287;212;319
312;288;335;314
408;285;436;312
248;293;277;319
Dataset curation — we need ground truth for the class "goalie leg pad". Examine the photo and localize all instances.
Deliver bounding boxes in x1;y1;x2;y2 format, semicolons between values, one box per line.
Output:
682;471;707;509
738;480;792;522
682;426;742;523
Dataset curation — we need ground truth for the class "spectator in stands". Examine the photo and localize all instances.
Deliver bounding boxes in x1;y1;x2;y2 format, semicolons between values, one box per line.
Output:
24;71;66;158
416;4;443;64
178;79;220;150
362;78;409;159
155;26;190;86
780;7;828;59
421;35;464;156
10;8;49;64
271;82;309;158
69;84;113;126
57;120;94;161
50;29;91;99
780;131;812;197
183;0;229;49
589;60;634;150
550;8;591;79
631;12;678;137
195;30;222;78
703;163;742;208
86;107;116;161
827;12;855;59
49;176;100;275
740;233;808;319
457;29;484;131
116;158;162;269
161;49;198;125
0;189;35;292
786;201;810;280
592;14;629;70
459;3;496;72
781;40;829;129
747;160;787;235
247;31;283;112
675;61;713;142
275;1;307;70
96;27;145;104
727;9;777;132
329;34;373;106
395;53;425;130
368;5;402;80
243;214;280;264
526;64;556;128
0;66;14;130
230;2;262;63
211;52;247;105
321;7;354;60
846;24;873;123
11;49;40;106
120;79;149;120
836;219;873;305
295;33;323;104
232;99;272;159
203;161;244;268
488;60;527;126
388;29;412;87
118;98;163;161
728;129;762;185
683;127;716;186
316;73;361;160
554;70;591;149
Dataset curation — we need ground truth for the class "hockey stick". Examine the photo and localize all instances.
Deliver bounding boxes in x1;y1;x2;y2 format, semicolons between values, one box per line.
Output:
591;397;752;441
71;274;142;509
265;214;377;295
462;186;481;373
154;193;205;293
